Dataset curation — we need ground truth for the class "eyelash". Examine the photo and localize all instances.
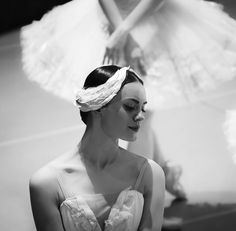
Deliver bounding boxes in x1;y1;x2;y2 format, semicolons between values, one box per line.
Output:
124;105;146;113
124;105;135;111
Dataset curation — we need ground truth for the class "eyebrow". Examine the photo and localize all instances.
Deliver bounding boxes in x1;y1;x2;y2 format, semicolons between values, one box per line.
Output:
125;98;147;105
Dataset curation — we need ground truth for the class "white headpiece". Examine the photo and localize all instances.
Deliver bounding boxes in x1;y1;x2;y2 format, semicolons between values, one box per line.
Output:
75;67;130;112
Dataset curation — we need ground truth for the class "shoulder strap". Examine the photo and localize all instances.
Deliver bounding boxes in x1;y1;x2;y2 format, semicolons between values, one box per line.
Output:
134;159;148;190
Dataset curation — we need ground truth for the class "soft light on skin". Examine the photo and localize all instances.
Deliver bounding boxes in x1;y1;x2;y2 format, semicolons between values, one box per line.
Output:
100;81;147;142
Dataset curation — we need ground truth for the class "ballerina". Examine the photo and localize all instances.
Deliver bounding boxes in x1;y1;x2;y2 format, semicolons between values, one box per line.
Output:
29;65;165;231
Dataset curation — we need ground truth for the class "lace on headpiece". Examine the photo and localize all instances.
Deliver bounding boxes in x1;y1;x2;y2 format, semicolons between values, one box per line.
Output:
75;67;130;112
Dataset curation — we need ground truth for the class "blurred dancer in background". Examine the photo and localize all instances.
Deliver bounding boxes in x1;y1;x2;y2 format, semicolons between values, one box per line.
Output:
21;0;236;229
21;0;236;102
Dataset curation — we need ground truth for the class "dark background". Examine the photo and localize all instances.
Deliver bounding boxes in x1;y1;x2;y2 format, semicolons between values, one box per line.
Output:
0;0;70;33
0;0;236;34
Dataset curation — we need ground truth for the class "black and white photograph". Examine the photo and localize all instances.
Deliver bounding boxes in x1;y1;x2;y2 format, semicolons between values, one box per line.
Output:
1;0;236;230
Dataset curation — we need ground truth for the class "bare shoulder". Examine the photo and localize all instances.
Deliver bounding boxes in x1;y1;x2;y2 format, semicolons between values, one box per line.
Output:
145;159;164;179
30;150;76;189
142;159;165;192
29;149;84;202
120;147;163;174
120;147;147;166
146;159;164;174
29;163;60;200
29;161;67;231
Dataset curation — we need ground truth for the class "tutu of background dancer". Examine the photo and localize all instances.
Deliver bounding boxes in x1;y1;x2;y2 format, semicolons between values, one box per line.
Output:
21;0;236;104
29;65;165;231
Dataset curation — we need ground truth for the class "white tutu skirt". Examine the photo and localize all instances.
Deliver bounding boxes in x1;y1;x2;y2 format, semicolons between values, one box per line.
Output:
224;110;236;164
21;0;110;101
21;0;236;106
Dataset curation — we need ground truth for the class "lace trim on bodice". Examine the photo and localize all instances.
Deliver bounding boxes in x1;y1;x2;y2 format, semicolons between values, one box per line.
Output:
60;187;144;231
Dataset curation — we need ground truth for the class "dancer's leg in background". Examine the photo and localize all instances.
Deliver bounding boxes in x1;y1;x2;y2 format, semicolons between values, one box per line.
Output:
126;110;186;229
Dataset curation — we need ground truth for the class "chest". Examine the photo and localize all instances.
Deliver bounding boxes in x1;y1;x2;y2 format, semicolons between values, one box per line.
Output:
58;167;140;230
57;164;139;201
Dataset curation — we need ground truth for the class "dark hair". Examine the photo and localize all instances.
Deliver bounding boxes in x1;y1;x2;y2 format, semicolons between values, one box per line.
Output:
77;65;143;124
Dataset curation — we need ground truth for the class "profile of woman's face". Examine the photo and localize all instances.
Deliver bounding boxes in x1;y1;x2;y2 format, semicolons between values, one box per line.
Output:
100;81;147;141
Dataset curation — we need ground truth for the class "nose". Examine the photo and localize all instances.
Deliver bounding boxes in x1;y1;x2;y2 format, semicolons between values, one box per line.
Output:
134;111;145;122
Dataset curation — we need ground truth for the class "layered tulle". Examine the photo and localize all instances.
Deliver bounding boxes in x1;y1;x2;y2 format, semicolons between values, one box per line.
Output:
21;0;236;106
21;0;109;101
60;188;144;231
131;0;236;106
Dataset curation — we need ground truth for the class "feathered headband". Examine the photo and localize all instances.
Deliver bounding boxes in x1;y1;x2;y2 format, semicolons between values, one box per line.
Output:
75;67;130;112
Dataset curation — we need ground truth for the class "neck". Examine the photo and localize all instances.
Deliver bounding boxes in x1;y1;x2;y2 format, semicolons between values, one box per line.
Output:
79;124;120;170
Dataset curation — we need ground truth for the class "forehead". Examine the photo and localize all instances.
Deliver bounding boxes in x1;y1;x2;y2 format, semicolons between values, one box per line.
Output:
120;82;146;102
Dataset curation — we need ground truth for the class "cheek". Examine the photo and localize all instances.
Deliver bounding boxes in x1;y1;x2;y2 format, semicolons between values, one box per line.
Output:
111;109;130;131
101;110;125;132
117;108;130;125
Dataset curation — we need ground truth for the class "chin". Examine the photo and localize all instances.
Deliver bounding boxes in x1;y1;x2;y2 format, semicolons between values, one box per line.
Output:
120;129;139;142
122;134;137;142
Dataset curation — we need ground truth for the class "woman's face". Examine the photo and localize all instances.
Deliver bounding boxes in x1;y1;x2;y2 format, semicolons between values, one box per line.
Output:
100;81;147;141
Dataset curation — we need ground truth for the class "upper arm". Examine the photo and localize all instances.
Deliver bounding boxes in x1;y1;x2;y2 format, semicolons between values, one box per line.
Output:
29;168;65;231
138;160;165;231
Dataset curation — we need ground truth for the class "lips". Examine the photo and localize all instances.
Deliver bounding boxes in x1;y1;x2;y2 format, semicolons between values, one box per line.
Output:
128;125;140;132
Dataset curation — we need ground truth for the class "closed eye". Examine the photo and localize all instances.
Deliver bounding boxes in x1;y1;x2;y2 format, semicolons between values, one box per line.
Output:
124;105;136;111
124;104;146;114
